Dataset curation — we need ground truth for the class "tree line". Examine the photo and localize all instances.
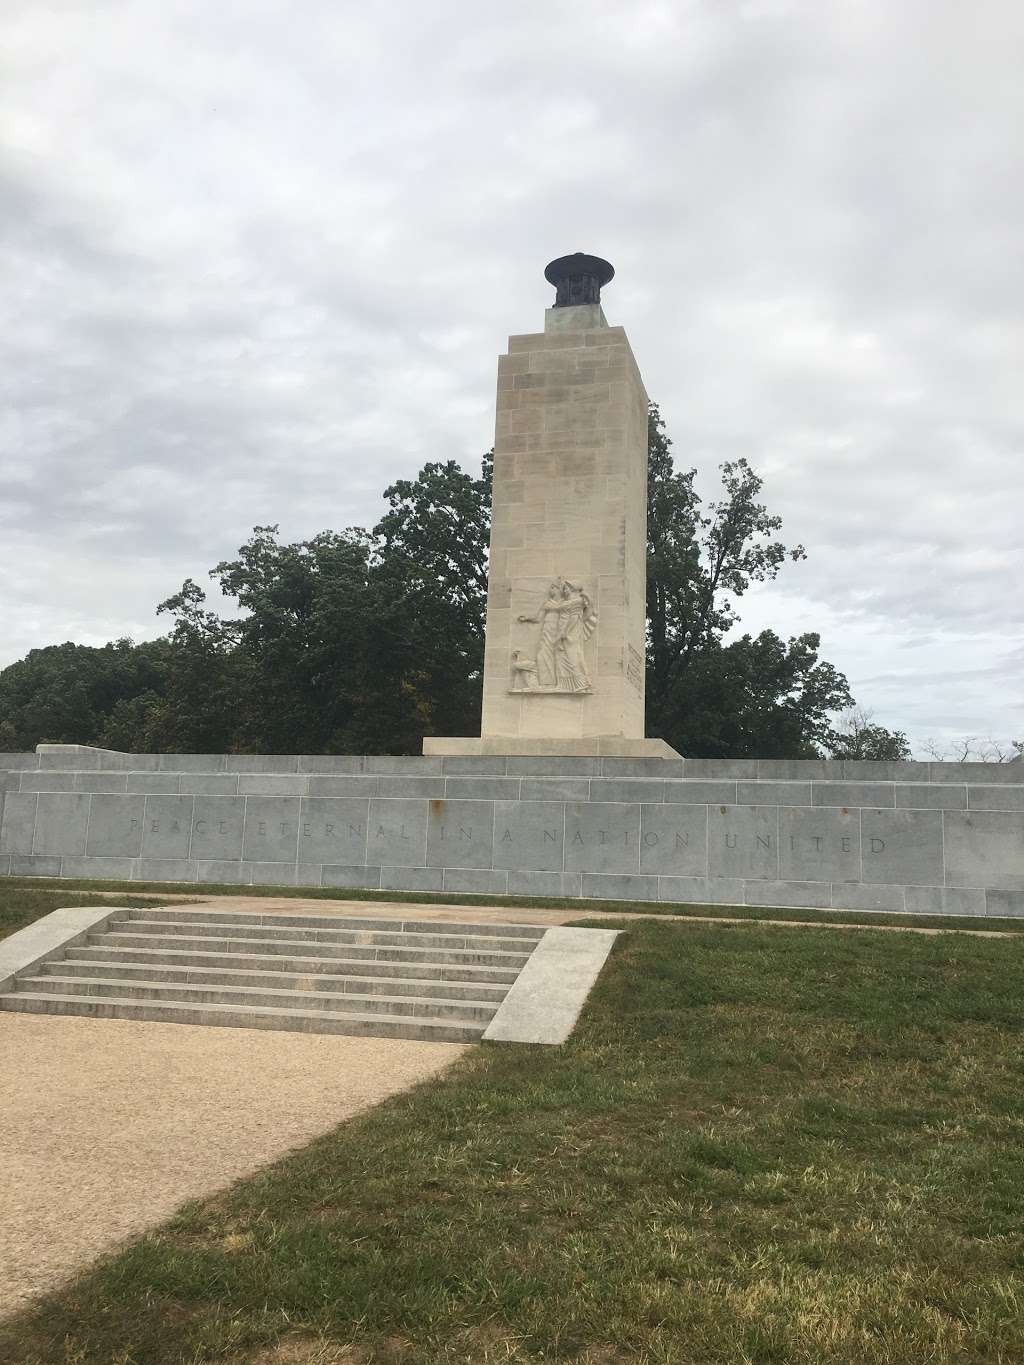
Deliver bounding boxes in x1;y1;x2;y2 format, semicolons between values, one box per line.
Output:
0;405;913;759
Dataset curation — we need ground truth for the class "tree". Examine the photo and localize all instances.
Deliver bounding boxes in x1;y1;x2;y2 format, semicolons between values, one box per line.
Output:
824;706;912;761
646;403;805;683
152;527;428;754
148;491;493;753
643;404;849;755
0;409;887;758
355;408;849;756
658;631;853;759
372;455;492;740
209;526;382;752
0;638;170;751
373;455;491;652
145;576;254;752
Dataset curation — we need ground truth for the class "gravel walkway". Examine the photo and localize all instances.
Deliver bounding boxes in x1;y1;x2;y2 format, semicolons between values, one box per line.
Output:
0;1014;464;1317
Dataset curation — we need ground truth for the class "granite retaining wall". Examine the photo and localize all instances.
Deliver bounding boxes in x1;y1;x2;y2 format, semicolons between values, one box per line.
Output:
1;748;1022;916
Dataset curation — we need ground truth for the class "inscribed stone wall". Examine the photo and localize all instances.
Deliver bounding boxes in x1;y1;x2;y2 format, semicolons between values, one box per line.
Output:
2;749;1023;917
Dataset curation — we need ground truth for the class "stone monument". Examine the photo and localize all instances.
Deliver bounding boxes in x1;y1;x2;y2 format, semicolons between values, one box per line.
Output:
3;255;1021;912
425;253;678;758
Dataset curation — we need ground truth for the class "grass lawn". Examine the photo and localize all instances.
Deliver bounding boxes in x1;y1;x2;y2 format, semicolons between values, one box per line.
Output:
2;918;1023;1363
0;884;191;944
3;874;1022;936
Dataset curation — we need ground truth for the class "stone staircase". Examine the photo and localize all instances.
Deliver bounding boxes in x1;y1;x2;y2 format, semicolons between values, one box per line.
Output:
0;908;547;1043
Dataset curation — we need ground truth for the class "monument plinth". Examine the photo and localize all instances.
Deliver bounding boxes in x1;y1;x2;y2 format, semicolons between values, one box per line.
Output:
426;253;678;758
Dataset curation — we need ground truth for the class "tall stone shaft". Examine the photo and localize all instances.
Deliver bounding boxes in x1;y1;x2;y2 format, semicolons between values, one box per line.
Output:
480;291;649;745
425;253;677;757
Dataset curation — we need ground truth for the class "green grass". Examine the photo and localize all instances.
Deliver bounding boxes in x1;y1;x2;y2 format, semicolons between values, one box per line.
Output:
0;884;192;943
3;874;1021;936
3;919;1023;1363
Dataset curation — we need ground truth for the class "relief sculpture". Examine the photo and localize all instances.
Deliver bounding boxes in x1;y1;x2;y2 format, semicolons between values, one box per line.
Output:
510;577;598;693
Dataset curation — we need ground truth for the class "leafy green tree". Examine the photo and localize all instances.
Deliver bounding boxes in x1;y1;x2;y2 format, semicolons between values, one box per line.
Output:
0;639;170;751
0;409;887;759
374;455;491;650
152;528;420;754
337;414;850;757
643;403;848;755
825;707;912;761
665;631;854;759
150;501;490;753
646;404;805;677
372;455;492;740
143;576;253;752
209;527;380;752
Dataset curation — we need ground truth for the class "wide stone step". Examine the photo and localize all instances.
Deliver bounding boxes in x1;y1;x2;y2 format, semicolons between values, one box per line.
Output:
0;991;483;1043
115;909;548;941
15;975;497;1021
111;918;540;954
92;931;531;968
64;944;523;984
38;958;510;1001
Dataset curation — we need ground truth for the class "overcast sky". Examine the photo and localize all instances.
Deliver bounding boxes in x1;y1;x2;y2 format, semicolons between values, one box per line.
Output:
1;0;1021;753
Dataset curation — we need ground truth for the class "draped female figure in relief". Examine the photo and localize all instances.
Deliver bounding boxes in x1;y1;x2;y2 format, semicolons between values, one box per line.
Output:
514;578;598;693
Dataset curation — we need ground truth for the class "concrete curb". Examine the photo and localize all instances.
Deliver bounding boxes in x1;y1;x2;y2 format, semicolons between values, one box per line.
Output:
0;906;122;994
483;925;620;1045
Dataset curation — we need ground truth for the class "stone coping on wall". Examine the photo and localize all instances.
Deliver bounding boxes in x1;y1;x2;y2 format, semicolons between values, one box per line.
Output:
3;747;1024;785
1;768;1024;811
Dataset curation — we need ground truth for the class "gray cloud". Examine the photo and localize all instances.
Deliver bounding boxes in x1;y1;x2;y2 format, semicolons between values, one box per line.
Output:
1;0;1021;751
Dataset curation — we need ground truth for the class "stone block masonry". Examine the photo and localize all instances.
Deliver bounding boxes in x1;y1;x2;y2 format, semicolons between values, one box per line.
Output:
2;747;1023;918
427;254;673;759
481;312;649;744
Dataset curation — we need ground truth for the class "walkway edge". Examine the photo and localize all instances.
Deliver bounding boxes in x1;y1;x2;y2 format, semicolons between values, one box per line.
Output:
483;926;620;1045
0;906;121;993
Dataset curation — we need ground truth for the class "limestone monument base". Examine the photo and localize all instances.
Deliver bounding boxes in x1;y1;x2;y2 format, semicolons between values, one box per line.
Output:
422;736;679;758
